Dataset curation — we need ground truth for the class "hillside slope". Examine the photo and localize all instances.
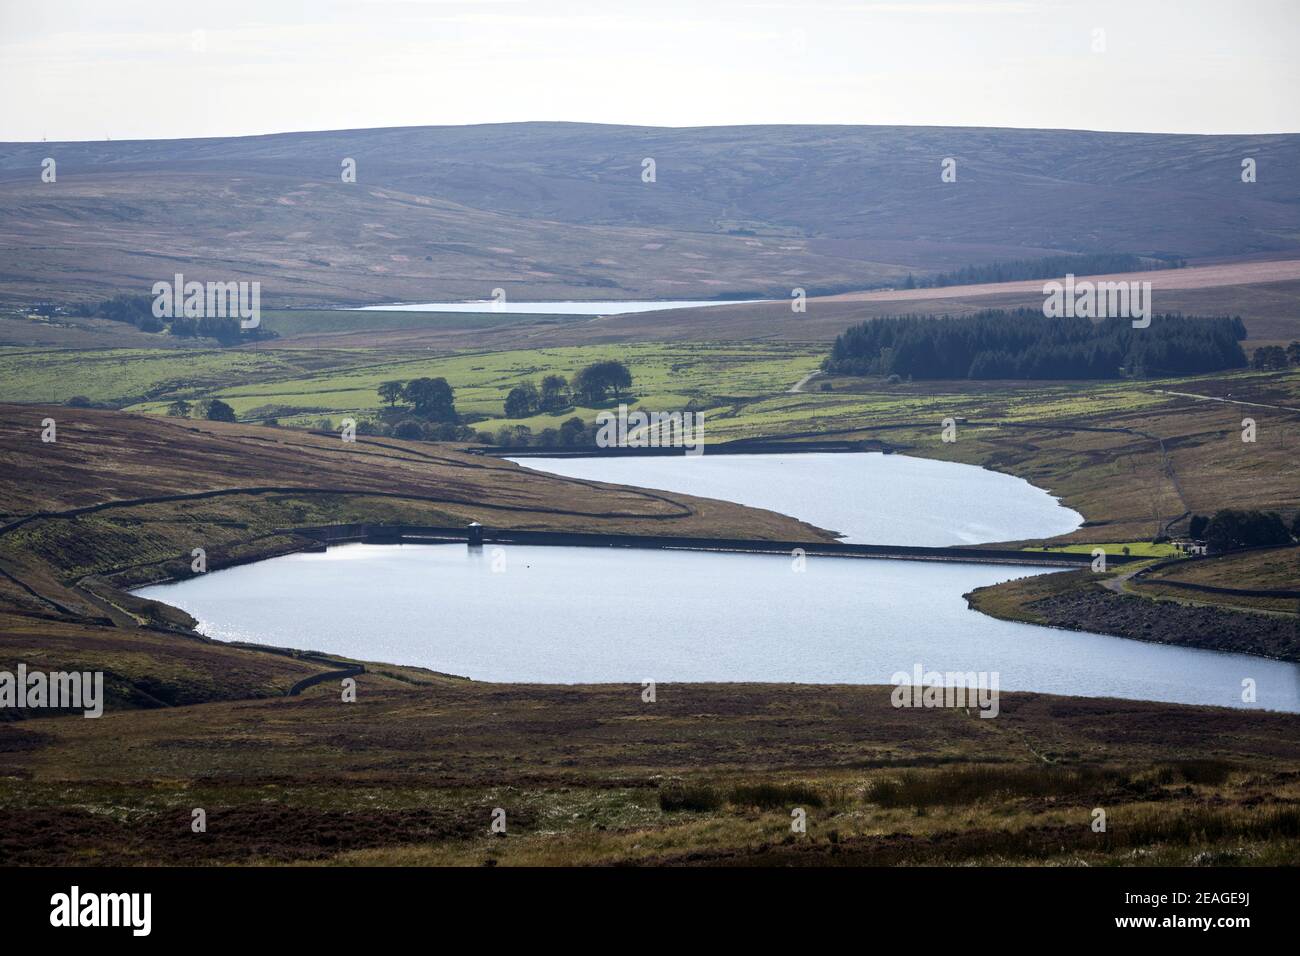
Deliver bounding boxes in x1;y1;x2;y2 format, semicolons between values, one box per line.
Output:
3;123;1298;306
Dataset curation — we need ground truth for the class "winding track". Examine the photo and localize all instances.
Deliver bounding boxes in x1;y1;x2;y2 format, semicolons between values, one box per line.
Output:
1154;389;1300;414
788;370;822;393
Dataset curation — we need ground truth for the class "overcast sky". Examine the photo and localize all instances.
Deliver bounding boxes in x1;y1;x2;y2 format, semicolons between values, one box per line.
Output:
2;0;1297;141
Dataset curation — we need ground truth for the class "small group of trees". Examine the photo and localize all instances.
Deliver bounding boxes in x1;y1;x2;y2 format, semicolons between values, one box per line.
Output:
78;293;162;332
387;419;477;442
1187;510;1297;553
375;377;458;422
70;293;272;345
501;362;633;419
166;398;236;422
1250;342;1300;370
169;315;246;345
484;416;595;448
504;374;573;418
571;360;632;404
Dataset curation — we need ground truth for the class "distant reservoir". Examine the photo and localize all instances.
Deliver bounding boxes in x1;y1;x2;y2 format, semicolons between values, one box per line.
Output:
353;299;767;315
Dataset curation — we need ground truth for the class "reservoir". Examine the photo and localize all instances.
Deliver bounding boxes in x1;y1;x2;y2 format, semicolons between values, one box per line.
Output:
507;452;1083;545
355;299;766;315
134;454;1300;711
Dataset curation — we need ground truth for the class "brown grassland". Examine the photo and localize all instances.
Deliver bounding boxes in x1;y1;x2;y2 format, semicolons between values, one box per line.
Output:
4;681;1300;866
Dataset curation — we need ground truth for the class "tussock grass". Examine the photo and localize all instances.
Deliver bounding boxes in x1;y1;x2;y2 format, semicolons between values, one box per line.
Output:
1153;759;1236;786
727;782;825;810
867;765;1124;808
1106;806;1300;850
659;780;829;813
658;786;724;813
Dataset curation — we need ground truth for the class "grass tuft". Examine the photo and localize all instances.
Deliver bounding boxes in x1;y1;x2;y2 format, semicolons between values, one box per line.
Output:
658;785;724;813
867;765;1123;808
728;782;825;810
1153;759;1235;786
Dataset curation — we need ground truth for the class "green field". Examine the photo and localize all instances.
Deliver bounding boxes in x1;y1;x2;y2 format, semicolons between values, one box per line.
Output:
1024;541;1182;558
129;343;821;428
0;342;822;429
0;348;364;406
1;342;1295;451
693;375;1218;442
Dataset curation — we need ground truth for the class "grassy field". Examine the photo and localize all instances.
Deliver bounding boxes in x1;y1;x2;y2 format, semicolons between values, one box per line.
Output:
127;342;821;429
2;338;1294;437
0;347;367;406
1143;545;1300;591
0;341;824;428
1132;546;1300;613
1024;542;1182;558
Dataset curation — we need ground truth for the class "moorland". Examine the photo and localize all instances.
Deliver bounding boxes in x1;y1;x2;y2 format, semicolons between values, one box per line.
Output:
1;122;1297;867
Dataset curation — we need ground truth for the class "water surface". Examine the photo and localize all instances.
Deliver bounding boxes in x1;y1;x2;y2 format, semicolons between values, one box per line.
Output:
135;543;1300;711
511;452;1082;545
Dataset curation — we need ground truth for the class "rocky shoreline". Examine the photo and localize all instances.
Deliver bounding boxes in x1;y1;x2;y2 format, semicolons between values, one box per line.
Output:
1028;588;1300;663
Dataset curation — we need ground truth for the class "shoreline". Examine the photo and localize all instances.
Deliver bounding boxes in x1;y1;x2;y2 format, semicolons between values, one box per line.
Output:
276;523;1133;567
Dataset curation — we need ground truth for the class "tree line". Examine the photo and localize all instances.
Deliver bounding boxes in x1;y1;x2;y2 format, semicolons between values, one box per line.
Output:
902;252;1184;290
72;294;273;345
822;310;1248;380
1250;342;1300;371
487;418;600;448
1188;510;1298;554
166;398;236;422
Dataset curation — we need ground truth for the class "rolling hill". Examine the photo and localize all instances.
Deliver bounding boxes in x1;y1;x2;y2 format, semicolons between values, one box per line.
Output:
2;123;1299;307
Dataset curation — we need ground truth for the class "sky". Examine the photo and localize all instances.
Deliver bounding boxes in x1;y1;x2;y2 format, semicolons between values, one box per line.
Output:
2;0;1298;142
